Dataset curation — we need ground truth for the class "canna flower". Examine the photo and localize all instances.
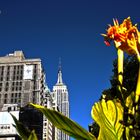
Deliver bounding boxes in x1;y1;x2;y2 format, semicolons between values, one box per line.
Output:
102;17;140;56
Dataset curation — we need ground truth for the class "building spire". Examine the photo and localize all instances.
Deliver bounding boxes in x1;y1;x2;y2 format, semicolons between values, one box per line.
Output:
58;57;62;71
56;58;63;85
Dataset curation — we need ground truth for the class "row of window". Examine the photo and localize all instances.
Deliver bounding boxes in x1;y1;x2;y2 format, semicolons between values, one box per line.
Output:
1;98;21;104
0;93;21;98
0;82;23;92
0;92;21;104
0;65;38;82
0;125;10;129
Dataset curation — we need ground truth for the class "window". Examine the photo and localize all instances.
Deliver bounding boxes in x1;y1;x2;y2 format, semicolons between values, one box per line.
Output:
6;82;8;86
4;99;7;104
15;99;17;103
11;93;14;97
5;87;8;91
6;77;9;81
13;76;15;80
7;66;10;70
0;74;3;81
5;94;7;98
11;99;13;103
5;82;9;91
12;87;14;91
20;70;23;75
12;82;14;86
20;75;23;80
7;71;9;75
19;93;21;97
15;93;17;97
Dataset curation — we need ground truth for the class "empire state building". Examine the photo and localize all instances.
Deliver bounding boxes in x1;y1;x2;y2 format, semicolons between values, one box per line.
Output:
52;66;70;140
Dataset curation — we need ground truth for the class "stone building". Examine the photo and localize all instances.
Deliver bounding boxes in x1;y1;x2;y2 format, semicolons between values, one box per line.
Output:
0;51;45;110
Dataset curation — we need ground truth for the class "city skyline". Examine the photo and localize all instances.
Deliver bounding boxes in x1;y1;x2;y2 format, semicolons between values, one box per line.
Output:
0;0;140;132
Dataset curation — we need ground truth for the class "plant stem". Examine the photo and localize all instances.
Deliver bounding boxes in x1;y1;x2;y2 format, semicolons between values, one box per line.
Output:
117;49;124;90
135;55;140;103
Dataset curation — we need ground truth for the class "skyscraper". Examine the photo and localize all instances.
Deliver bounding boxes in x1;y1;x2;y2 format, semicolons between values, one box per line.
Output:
0;51;45;110
52;65;70;140
42;85;56;140
0;51;45;140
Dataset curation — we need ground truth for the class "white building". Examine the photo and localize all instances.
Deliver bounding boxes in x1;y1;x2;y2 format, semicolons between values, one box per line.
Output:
42;86;54;140
52;66;69;140
0;104;19;140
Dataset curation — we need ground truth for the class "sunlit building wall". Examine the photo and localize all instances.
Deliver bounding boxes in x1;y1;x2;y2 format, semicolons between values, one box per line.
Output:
0;51;45;109
52;67;70;140
0;104;20;140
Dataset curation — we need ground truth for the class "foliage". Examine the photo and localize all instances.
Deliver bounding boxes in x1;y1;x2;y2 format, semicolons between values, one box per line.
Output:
88;122;99;138
91;99;124;140
111;56;139;95
10;113;38;140
30;103;96;140
101;56;139;101
90;56;139;137
12;17;140;140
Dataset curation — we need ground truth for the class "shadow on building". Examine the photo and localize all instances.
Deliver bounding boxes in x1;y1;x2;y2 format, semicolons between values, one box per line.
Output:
19;105;43;140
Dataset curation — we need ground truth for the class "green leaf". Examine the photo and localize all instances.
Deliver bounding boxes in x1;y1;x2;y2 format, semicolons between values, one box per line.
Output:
10;113;30;139
125;91;135;109
125;91;135;140
28;130;38;140
10;113;38;140
91;99;124;140
30;103;96;140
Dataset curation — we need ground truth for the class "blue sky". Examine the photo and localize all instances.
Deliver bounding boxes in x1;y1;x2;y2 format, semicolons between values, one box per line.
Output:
0;0;140;132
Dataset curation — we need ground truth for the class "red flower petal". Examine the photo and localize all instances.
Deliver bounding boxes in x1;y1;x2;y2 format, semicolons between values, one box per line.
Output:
104;41;111;46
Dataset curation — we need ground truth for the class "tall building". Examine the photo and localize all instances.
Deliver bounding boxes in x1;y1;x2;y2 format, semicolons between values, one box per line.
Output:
0;51;45;110
42;85;54;140
0;51;45;140
0;51;70;140
52;65;70;140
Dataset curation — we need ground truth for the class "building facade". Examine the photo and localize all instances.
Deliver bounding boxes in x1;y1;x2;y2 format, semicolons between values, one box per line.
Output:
52;67;70;140
0;51;45;110
42;86;54;140
0;104;20;140
0;51;70;140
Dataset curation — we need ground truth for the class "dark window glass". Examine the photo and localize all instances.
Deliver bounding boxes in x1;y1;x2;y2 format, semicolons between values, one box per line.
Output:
4;99;7;104
19;93;21;97
11;99;13;103
5;88;8;91
11;93;14;97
